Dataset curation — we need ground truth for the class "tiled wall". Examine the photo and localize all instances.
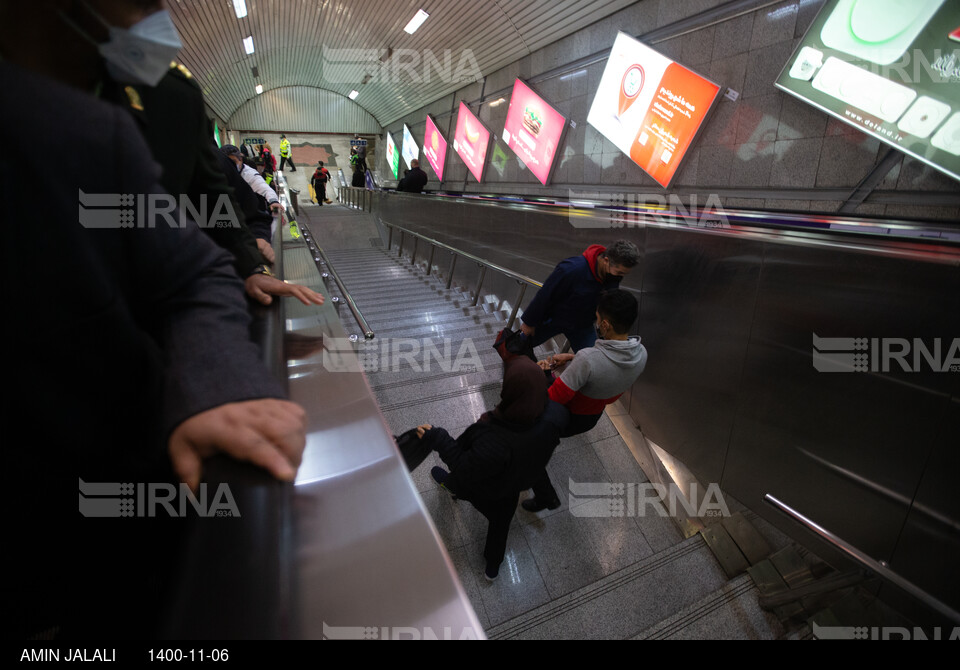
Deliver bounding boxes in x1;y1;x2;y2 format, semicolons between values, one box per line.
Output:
382;0;960;222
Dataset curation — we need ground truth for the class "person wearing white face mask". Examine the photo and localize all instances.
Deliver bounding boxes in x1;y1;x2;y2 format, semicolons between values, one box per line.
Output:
57;0;183;87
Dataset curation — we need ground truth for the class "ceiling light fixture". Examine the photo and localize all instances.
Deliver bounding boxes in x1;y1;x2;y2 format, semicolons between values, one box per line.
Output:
255;84;263;95
233;0;247;19
243;36;254;54
403;9;429;35
349;90;359;100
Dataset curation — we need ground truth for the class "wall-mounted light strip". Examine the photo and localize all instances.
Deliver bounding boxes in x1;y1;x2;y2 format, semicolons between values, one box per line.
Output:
403;9;429;34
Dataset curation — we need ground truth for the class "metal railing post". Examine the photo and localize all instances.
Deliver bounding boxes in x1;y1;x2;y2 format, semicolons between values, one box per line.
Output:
398;230;405;259
426;244;435;277
411;237;418;267
507;282;527;329
446;254;457;289
472;264;487;307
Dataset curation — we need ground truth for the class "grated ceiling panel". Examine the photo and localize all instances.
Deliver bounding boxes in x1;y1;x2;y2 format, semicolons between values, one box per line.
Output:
167;0;640;130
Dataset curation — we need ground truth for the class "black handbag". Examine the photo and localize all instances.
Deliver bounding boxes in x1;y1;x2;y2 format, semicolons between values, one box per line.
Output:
394;428;431;472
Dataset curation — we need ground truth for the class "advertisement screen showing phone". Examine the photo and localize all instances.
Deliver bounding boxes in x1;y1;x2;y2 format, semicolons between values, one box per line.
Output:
385;131;400;180
453;101;491;183
587;32;721;188
776;0;960;184
402;124;420;170
502;79;568;185
423;115;448;181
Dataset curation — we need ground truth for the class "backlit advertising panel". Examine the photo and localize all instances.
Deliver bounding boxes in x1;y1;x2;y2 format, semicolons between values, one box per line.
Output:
453;101;491;183
402;123;419;170
385;131;400;180
775;0;960;184
423;114;448;181
502;79;567;185
587;32;721;188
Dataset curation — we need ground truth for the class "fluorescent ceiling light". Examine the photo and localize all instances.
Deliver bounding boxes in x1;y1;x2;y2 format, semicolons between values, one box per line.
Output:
348;90;359;100
403;9;429;34
243;36;254;54
233;0;247;19
255;84;263;94
488;97;506;107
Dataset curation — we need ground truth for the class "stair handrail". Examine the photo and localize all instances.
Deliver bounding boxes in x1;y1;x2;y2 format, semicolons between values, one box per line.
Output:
764;493;960;625
381;221;542;329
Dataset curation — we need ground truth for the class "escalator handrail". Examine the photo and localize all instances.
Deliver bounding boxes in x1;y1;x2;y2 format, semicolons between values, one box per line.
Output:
380;220;544;289
764;493;960;625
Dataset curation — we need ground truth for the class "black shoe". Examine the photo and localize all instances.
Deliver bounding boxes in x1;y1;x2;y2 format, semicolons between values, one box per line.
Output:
431;466;456;499
484;561;500;582
521;496;561;512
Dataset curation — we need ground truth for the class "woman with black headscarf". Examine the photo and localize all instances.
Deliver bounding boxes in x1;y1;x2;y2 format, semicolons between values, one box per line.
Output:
398;354;569;580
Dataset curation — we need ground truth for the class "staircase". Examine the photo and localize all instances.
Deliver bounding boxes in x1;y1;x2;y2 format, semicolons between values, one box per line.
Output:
299;203;894;640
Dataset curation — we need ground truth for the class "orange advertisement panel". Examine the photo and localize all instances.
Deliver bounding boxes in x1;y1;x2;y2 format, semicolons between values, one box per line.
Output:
587;32;721;188
629;63;722;188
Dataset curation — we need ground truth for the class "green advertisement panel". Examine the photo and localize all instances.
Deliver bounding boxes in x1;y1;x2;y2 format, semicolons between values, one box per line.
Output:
385;131;400;179
775;0;960;184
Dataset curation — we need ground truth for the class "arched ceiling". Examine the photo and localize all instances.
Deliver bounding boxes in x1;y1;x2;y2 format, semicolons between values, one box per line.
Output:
168;0;638;129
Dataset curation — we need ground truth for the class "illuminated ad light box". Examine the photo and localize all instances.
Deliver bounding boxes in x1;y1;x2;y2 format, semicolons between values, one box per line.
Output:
587;32;722;188
402;123;420;170
423;115;448;180
453;101;492;183
776;0;960;183
501;79;568;185
385;131;400;180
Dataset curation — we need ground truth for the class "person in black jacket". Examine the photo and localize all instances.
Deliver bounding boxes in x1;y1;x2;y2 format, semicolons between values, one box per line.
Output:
397;158;428;193
399;354;569;580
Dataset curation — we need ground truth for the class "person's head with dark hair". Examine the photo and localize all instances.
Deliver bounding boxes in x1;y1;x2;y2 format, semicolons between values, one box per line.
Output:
598;240;640;281
596;289;638;339
317;161;324;167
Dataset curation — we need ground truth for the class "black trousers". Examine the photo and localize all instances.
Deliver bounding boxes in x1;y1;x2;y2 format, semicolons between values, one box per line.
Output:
529;412;603;503
279;155;296;171
400;427;518;569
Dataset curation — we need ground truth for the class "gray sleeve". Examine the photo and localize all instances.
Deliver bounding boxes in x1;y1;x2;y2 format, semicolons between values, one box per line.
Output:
557;350;594;392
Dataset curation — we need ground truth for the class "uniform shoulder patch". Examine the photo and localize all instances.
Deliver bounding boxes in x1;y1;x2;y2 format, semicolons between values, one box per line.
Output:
124;86;144;111
169;61;193;79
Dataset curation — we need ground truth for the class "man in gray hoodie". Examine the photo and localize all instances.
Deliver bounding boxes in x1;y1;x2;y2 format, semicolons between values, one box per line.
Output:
522;289;648;512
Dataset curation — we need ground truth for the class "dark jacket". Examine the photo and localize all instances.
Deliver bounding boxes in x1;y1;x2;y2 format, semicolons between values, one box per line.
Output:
521;245;623;331
104;65;265;276
425;401;568;501
3;62;286;637
397;166;428;193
